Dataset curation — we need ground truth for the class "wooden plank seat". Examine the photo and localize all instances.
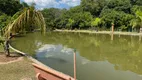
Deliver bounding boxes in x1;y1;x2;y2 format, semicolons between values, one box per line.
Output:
32;63;75;80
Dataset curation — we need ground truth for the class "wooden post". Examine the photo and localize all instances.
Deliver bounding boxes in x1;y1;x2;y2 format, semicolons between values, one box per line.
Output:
111;23;114;41
73;49;77;80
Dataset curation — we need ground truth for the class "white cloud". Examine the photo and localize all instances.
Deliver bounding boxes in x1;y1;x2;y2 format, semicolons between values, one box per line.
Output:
22;0;80;9
24;0;33;3
23;0;59;9
59;0;80;6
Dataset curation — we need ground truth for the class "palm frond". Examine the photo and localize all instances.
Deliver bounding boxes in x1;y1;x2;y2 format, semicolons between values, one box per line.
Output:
136;10;142;21
130;19;140;28
3;8;46;38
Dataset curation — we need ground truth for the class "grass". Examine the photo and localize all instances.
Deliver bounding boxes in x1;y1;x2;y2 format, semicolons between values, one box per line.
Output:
0;57;35;80
0;45;36;80
0;45;4;52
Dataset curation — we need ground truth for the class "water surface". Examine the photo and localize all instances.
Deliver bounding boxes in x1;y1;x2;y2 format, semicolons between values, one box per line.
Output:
11;32;142;80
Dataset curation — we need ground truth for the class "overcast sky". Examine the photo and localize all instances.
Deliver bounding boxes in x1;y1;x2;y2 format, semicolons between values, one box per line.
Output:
20;0;81;10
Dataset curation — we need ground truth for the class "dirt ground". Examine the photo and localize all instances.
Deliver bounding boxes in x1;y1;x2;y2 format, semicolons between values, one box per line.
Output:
0;52;22;63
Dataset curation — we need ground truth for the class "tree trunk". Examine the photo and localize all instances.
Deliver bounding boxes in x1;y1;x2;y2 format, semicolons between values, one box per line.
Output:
5;49;10;57
4;40;10;57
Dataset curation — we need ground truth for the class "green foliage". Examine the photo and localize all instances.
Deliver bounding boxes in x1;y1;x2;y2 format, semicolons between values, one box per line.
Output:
106;0;131;13
81;0;107;16
135;0;142;5
130;10;142;29
42;8;63;30
131;5;142;14
40;0;142;31
0;0;23;16
130;19;139;28
100;9;134;30
0;0;28;33
66;18;75;29
136;10;142;21
51;7;92;29
91;18;101;28
75;12;92;29
0;0;142;31
0;13;11;29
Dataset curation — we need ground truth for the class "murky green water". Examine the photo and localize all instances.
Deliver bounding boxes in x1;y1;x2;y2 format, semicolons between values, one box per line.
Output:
11;32;142;80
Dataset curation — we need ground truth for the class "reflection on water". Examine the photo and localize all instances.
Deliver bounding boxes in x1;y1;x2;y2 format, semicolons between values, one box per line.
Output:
11;32;142;80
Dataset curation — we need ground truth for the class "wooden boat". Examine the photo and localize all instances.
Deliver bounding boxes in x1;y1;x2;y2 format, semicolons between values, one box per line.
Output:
32;63;75;80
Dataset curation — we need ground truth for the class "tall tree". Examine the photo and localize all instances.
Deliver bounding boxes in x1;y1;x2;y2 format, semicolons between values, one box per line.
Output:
105;0;131;13
42;8;63;30
81;0;107;16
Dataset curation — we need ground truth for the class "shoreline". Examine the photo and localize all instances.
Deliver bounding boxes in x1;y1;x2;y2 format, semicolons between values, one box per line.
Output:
54;30;142;36
9;44;75;79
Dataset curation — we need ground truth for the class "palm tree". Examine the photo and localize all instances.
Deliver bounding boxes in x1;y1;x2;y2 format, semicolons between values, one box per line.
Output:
1;6;46;56
3;7;46;38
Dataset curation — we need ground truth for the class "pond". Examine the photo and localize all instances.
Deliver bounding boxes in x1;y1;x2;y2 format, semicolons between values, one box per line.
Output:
11;32;142;80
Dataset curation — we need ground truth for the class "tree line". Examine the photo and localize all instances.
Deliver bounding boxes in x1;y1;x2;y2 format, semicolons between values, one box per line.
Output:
0;0;141;32
42;0;142;32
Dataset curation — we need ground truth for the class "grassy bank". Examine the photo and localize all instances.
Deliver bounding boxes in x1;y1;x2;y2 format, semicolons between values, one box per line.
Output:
0;58;35;80
0;45;35;80
55;29;142;36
